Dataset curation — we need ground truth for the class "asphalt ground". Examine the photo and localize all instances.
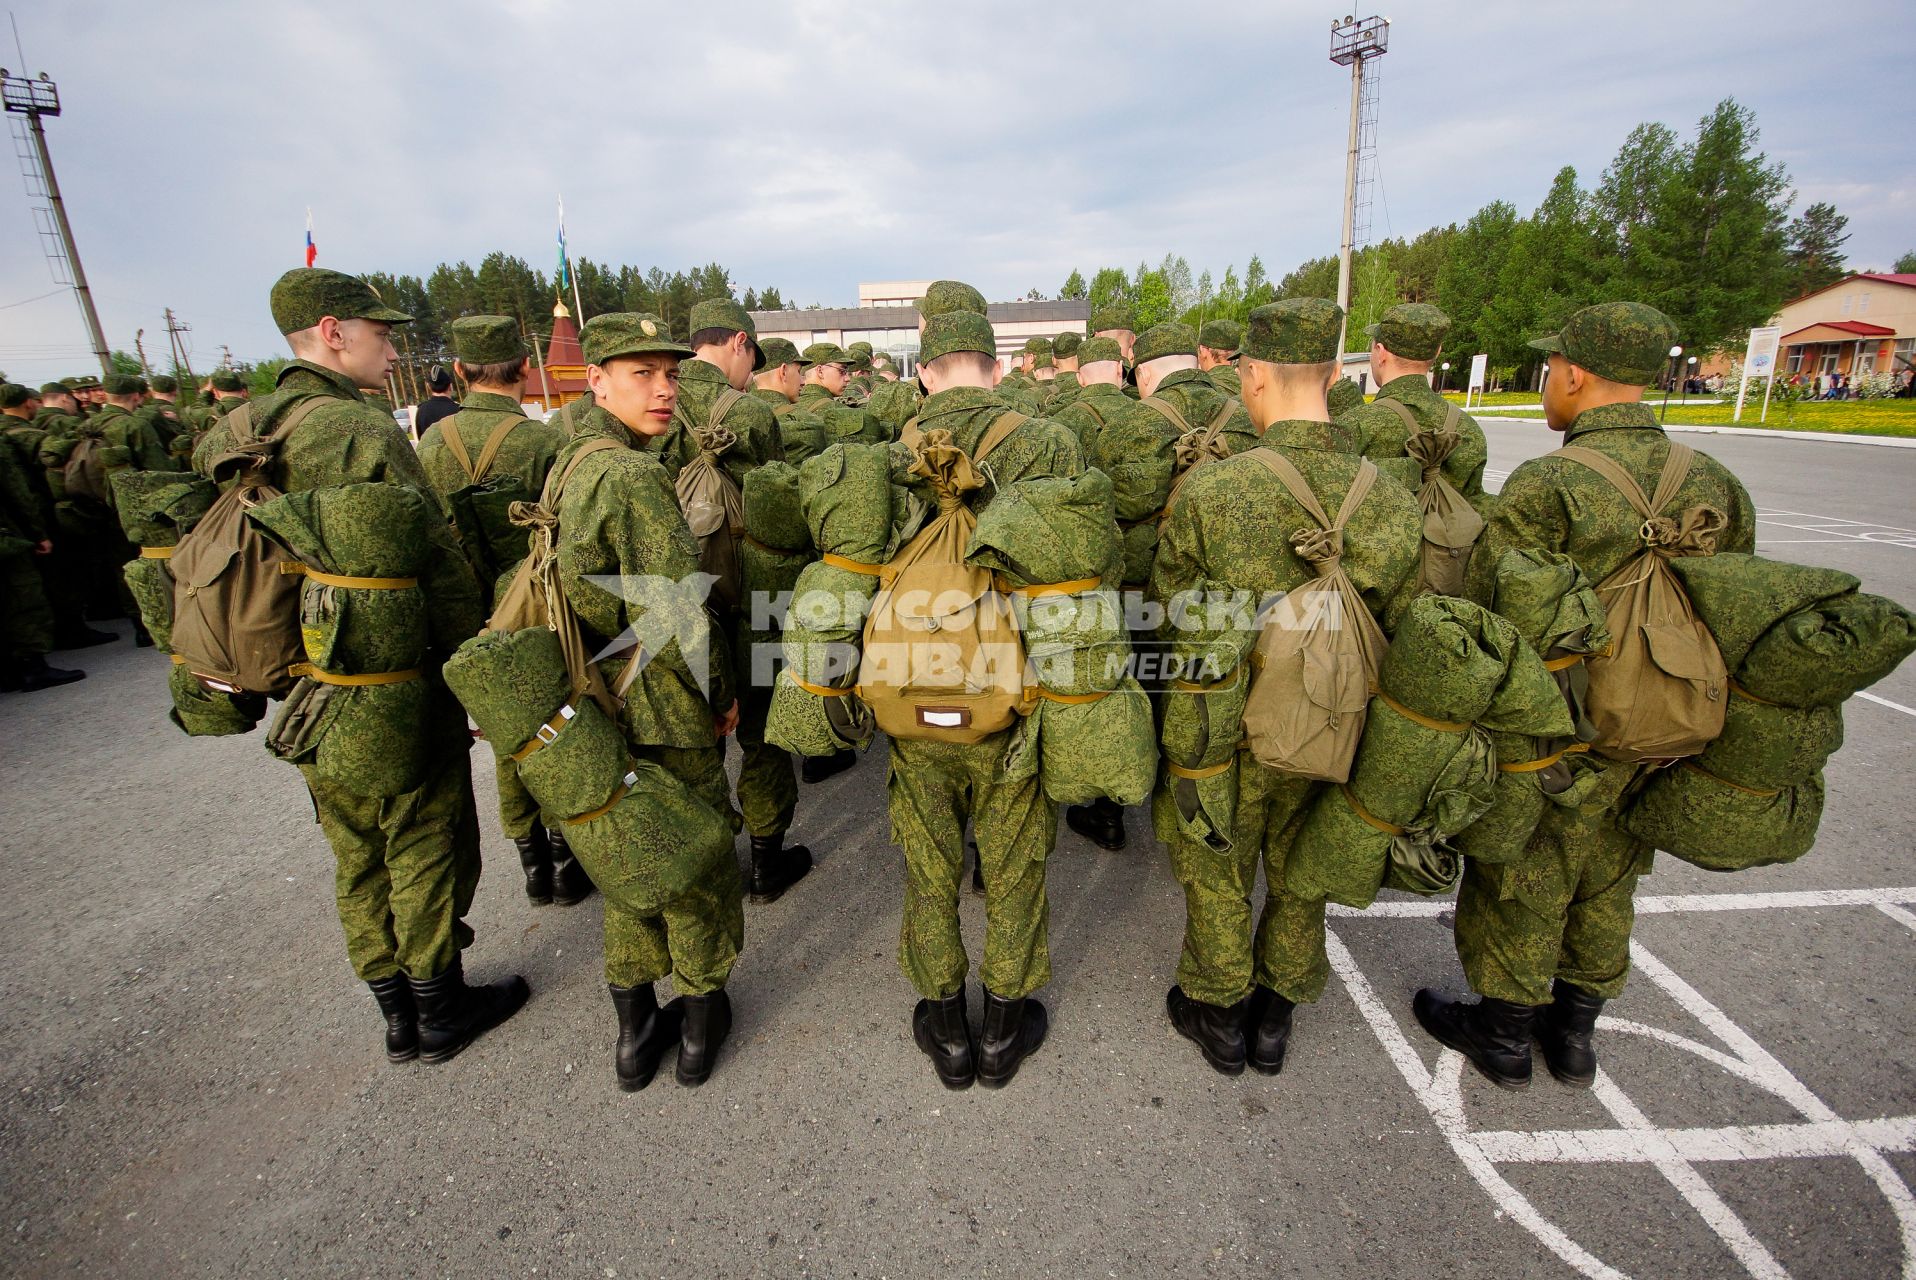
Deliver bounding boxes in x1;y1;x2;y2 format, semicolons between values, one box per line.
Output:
2;417;1913;1279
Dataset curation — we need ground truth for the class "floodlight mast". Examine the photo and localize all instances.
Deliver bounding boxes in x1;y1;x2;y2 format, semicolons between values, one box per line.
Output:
3;68;111;377
1329;15;1388;357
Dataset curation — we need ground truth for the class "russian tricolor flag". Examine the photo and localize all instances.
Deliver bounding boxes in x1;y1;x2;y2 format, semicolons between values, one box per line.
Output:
305;209;317;267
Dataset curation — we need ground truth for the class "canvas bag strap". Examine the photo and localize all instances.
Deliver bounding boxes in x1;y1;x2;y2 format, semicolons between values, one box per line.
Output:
1140;395;1192;435
972;410;1027;465
1551;445;1656;521
1647;441;1697;515
470;412;524;481
438;413;479;481
545;437;623;506
1244;446;1335;532
708;387;747;432
1334;459;1379;529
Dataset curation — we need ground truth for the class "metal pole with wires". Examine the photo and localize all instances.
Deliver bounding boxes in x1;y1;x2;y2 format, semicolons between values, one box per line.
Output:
1329;15;1388;357
4;65;111;377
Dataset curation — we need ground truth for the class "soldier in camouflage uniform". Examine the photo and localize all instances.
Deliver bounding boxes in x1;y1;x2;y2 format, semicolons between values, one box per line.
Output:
1198;319;1242;398
1047;337;1129;455
840;341;876;407
208;368;250;419
1334;303;1489;509
415;315;591;911
1325;376;1364;418
94;374;173;472
138;373;187;453
790;342;886;450
1416;302;1758;1091
9;385;113;650
557;311;748;1086
750;337;826;462
1046;330;1085;410
890;306;1092;1090
864;351;921;440
0;402;83;693
195;268;526;1065
1067;322;1261;853
650;298;812;905
1149;299;1422;1076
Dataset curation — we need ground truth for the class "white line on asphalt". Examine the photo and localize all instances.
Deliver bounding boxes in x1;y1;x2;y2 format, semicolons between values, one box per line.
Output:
1859;691;1916;718
1328;886;1916;919
1471;1117;1916;1165
1876;902;1916;937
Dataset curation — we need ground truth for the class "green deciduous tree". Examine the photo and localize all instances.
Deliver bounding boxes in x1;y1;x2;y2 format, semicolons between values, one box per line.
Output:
1060;269;1087;300
1785;201;1850;298
1895;251;1916;274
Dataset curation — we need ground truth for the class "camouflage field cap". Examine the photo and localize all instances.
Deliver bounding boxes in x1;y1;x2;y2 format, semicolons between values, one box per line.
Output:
38;382;67;397
210;369;246;392
847;343;873;373
1529;301;1677;387
800;341;853;368
450;315;525;365
149;373;178;393
848;341;873;358
916;280;988;319
919;311;998;363
1053;331;1083;358
1033;353;1055;370
1089;303;1138;335
757;337;804;369
871;351;896;371
581;312;695;366
0;383;31;408
103;373;143;396
1242;298;1343;364
688;297;765;370
270;267;412;334
1365;302;1451;361
1022;336;1052;357
66;375;100;390
1198;318;1243;354
1077;336;1124;365
1132;322;1198;366
1326;376;1365;416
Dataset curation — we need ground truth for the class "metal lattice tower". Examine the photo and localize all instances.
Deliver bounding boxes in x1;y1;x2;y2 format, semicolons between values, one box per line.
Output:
3;66;111;375
10;112;68;285
1329;15;1389;355
1350;57;1381;250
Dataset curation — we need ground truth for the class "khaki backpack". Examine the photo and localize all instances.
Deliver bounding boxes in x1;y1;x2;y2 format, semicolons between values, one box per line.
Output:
1552;442;1729;762
62;429;114;505
438;410;534;590
169;399;326;696
1142;395;1240;527
1237;450;1389;783
858;413;1028;744
671;388;748;613
1378;399;1485;597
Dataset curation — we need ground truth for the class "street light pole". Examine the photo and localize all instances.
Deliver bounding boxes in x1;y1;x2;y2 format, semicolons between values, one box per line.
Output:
1660;344;1682;424
3;69;111;377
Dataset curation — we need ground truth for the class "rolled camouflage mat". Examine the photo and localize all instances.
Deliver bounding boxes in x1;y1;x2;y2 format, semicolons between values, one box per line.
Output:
1160;664;1251;774
514;695;631;821
1152;754;1239;856
1004;676;1156;806
1015;588;1130;697
1739;591;1916;708
442;626;574;760
1378;595;1526;726
741;461;810;555
782;560;877;686
966;469;1118;588
1695;692;1844;791
800;442;893;562
1489;549;1611;658
561;756;736;917
168;661;264;736
1621;767;1825;871
107;469;216;547
764;670;874;757
1669;553;1858;671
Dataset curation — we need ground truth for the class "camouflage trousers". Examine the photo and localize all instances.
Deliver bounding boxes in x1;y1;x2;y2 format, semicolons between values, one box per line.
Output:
602;744;744;994
1455;792;1653;1006
888;732;1055;1001
492;749;542;841
301;738;482;983
731;678;797;838
0;543;53;659
1160;761;1328;1008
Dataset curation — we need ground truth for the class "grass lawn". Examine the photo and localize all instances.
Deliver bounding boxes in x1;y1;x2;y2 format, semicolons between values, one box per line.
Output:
1435;390;1555;406
1480;397;1916;438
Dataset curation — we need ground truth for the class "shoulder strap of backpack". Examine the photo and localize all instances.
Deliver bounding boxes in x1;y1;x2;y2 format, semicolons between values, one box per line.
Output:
438;413;479;482
1647;441;1696;515
1441;403;1463;434
470;413;524;482
1204;398;1238;437
708;387;747;432
1334;459;1379;528
544;438;624;506
1551;445;1656;520
1140;395;1193;435
973;410;1027;464
1244;447;1334;531
1379;398;1420;432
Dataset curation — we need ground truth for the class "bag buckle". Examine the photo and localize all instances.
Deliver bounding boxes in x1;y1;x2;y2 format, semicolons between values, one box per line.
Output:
536;703;577;744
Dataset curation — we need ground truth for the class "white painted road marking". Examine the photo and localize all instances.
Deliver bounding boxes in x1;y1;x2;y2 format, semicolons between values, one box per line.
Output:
1327;886;1916;1278
1860;690;1916;718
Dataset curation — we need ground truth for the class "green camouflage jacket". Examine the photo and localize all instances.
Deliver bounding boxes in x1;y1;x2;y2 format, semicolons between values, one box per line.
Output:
1049;382;1129;457
553;404;735;744
1205;364;1241;398
1047;369;1083;411
865;378;922;439
0;438;46;543
1091;368;1260;586
1149;421;1425;668
92;404;173;473
1464;400;1757;604
416;391;564;504
1337;373;1488;501
902;385;1086;515
751;388;826;464
640;358;781;488
792;383;886;448
192;358;483;665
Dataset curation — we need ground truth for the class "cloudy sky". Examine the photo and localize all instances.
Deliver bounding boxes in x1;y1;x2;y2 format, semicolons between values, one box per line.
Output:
1;0;1911;384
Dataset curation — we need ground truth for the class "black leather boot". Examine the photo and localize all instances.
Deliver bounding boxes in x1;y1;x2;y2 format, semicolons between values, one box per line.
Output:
801;748;856;784
976;990;1048;1088
367;976;418;1063
132;620;154;648
1412;988;1535;1091
1246;986;1296;1076
1065;797;1127;851
410;956;530;1064
748;833;813;904
513;829;553;905
609;983;681;1092
14;655;85;693
54;624;117;649
1167;986;1247;1076
548;826;594;906
912;990;976;1090
1538;980;1604;1088
673;989;733;1086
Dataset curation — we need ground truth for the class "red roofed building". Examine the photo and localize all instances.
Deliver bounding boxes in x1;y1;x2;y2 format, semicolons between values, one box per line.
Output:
527;298;589;410
1773;274;1916;385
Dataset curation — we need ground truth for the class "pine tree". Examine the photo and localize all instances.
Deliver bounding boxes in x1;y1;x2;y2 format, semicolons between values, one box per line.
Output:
1784;202;1850;298
1061;269;1087;300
